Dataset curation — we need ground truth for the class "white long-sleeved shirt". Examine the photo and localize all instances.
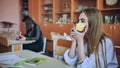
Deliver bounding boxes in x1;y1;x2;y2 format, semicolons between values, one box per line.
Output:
64;37;118;68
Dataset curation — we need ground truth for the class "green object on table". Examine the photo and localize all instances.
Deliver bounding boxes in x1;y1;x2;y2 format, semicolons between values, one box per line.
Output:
14;60;24;66
24;57;47;66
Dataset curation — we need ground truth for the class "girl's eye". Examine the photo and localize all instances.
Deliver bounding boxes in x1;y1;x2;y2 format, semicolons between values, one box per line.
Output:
81;18;85;23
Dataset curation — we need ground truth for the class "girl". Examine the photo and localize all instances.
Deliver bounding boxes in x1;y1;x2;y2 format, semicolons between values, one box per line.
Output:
64;8;118;68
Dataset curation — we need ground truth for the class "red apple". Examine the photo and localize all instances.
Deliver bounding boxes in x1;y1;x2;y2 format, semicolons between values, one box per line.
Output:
18;35;23;39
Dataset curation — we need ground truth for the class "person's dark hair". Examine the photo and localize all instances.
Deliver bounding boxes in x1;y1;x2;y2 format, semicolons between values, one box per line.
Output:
22;15;35;24
22;15;37;33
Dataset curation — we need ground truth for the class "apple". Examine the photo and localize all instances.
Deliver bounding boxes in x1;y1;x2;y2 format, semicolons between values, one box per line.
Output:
75;23;86;33
18;35;23;39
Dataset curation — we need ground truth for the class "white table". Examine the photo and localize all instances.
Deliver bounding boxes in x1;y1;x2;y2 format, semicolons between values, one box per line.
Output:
0;50;75;68
9;40;35;52
0;36;35;52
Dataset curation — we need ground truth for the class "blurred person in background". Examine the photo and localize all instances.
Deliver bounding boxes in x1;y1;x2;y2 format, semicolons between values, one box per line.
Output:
16;15;43;52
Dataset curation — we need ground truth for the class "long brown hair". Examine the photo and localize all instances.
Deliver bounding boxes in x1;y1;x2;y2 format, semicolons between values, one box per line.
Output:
82;8;107;67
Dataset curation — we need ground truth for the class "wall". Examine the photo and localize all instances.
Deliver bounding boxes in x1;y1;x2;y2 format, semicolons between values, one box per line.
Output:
0;0;20;34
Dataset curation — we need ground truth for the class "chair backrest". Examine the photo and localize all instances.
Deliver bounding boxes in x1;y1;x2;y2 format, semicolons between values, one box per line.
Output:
114;46;120;67
50;32;71;60
51;32;72;60
39;37;47;54
53;39;72;60
0;36;9;47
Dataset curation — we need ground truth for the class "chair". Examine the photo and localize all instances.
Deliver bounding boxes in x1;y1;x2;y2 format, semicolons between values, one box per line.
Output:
0;36;11;53
114;45;120;67
51;32;72;60
53;39;72;60
39;37;47;54
0;36;9;47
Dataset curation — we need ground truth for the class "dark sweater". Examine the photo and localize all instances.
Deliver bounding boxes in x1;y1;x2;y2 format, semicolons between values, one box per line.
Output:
23;24;43;52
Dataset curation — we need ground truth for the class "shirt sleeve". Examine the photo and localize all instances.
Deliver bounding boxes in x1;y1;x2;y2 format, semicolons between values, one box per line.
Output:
77;56;93;68
64;49;78;66
26;25;41;40
105;38;118;68
64;48;93;68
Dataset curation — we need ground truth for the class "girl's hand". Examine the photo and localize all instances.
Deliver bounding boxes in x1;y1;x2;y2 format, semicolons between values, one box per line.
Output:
16;35;26;41
70;27;85;42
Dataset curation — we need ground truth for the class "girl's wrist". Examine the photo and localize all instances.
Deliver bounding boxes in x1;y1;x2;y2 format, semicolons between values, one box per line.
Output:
77;38;84;42
78;56;86;64
78;54;86;64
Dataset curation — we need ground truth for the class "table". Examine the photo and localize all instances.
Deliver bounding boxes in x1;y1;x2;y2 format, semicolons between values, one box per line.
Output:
9;40;35;52
0;36;35;52
0;50;75;68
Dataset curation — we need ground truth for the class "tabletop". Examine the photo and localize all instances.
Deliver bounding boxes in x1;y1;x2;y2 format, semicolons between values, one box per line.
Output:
9;40;35;45
0;50;75;68
0;36;35;47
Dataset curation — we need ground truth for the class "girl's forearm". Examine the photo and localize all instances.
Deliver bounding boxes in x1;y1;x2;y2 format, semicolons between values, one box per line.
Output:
77;40;86;62
69;41;77;58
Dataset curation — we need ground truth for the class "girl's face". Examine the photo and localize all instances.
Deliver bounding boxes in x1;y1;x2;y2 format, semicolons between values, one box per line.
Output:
78;12;88;33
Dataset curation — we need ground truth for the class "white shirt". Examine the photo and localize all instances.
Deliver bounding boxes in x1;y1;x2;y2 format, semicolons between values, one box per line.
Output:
64;37;118;68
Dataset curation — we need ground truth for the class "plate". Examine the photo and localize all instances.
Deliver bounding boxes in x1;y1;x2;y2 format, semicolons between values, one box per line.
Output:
106;0;118;6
